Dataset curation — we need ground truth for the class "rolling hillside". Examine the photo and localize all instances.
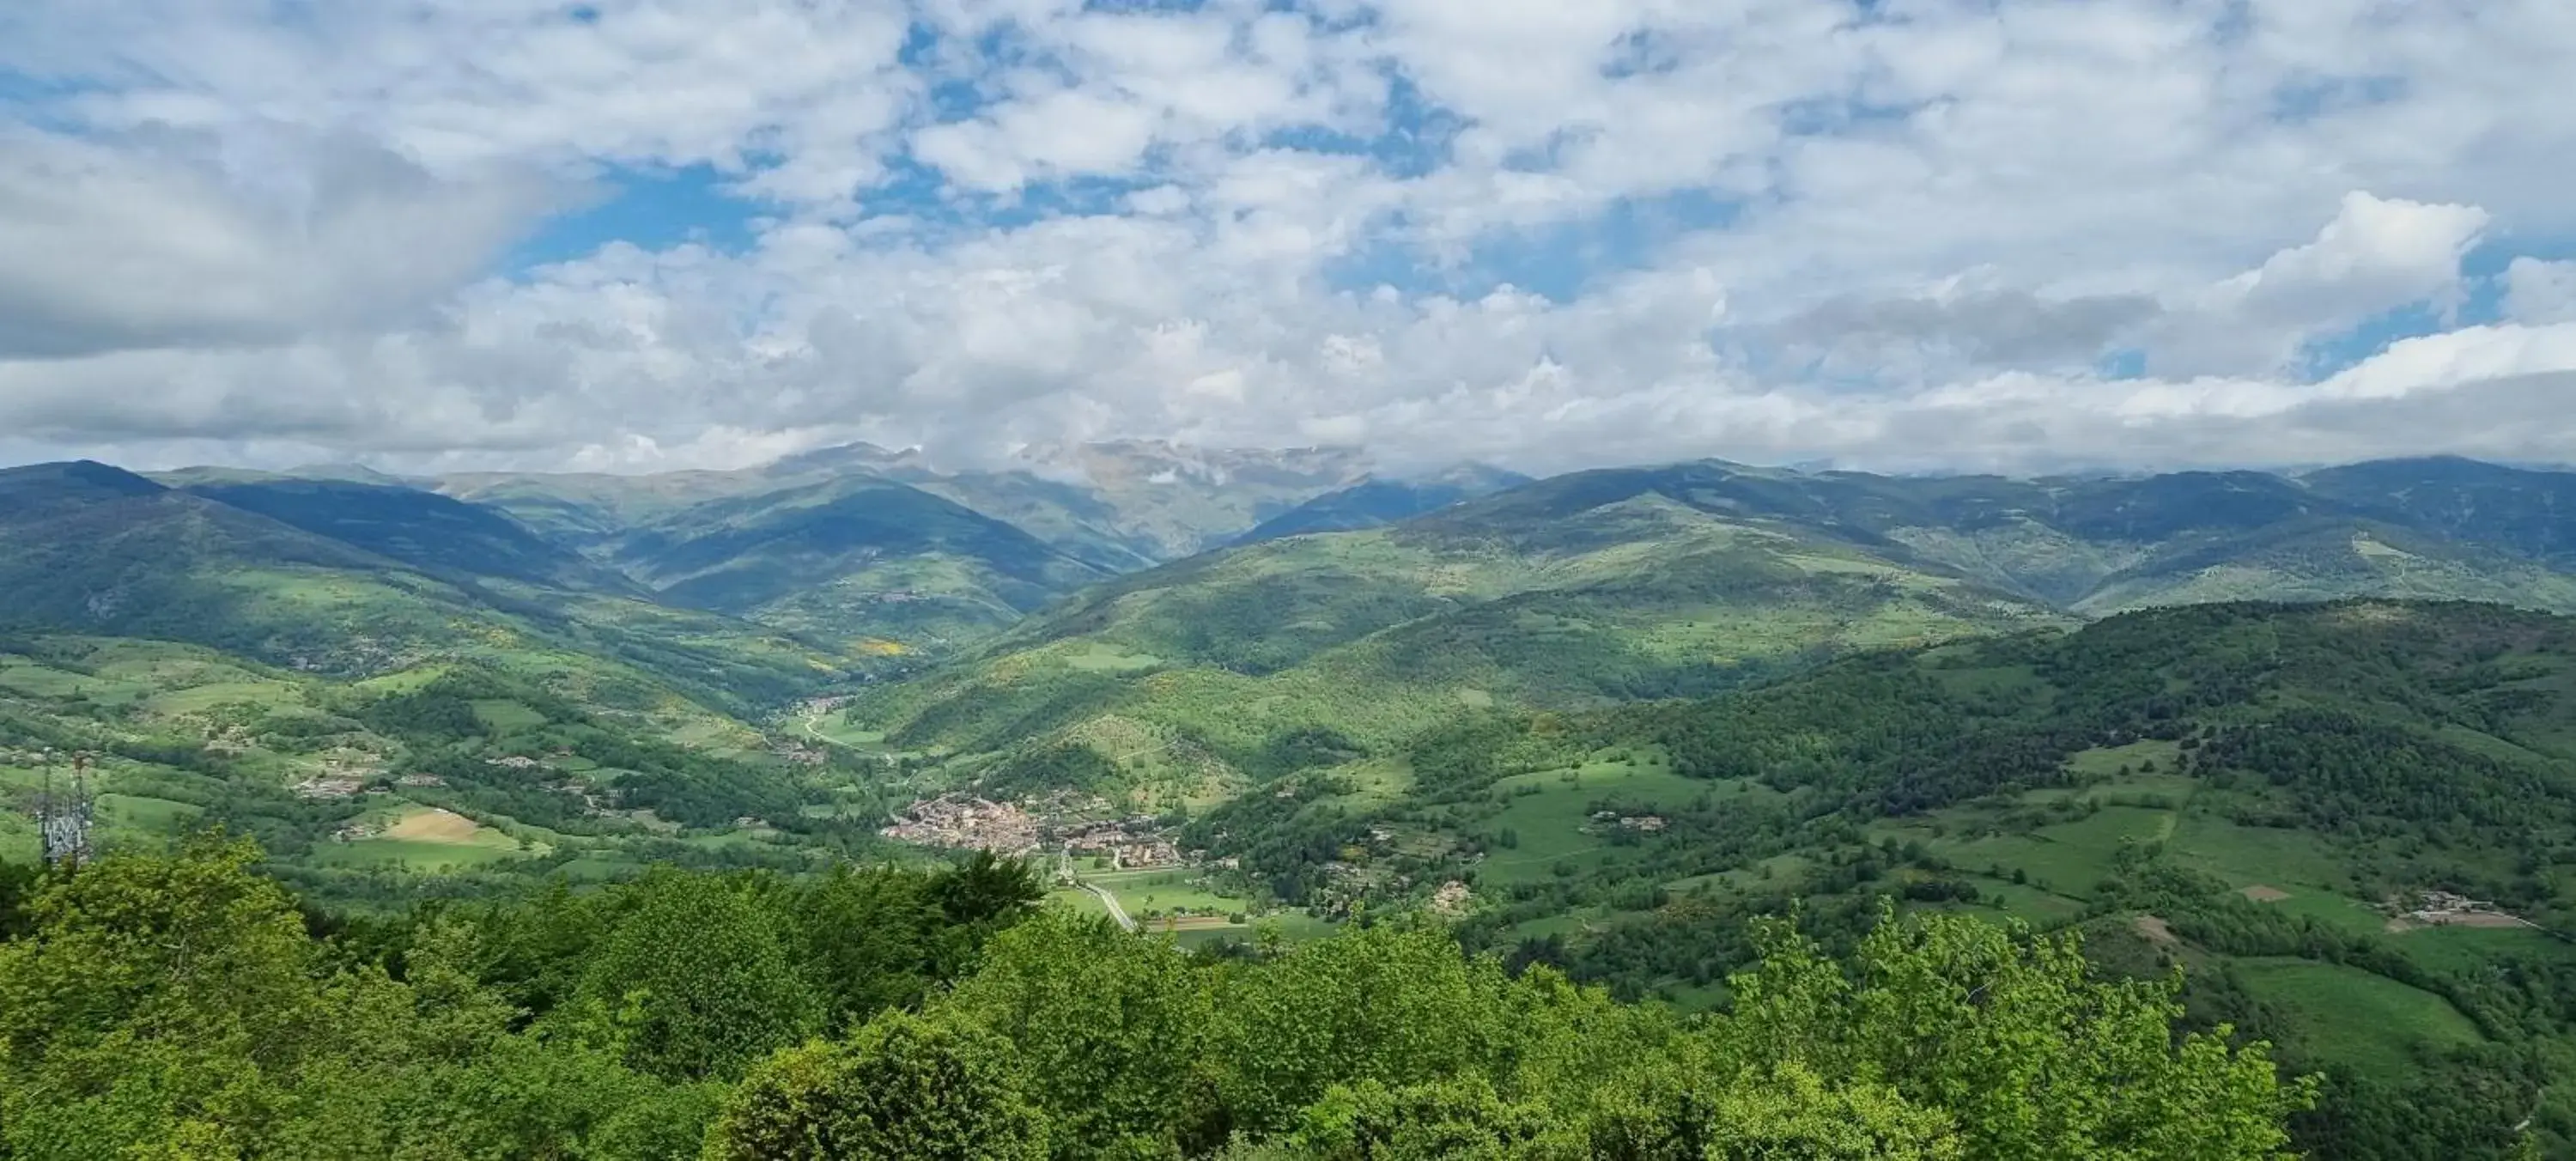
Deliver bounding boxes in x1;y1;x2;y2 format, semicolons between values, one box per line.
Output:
1433;459;2576;614
605;477;1112;651
837;455;2576;810
0;636;903;909
1231;463;1530;544
841;488;2069;805
2303;455;2576;568
179;477;646;595
430;441;1376;650
1174;600;2576;1156
0;462;846;715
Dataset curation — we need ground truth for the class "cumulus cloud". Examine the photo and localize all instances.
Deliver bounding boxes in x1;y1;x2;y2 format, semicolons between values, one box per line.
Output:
2506;259;2576;325
2148;192;2492;377
2;0;2575;476
1772;286;2160;373
0;127;567;358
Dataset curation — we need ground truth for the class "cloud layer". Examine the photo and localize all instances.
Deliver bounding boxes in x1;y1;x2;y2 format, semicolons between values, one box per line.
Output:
3;0;2575;476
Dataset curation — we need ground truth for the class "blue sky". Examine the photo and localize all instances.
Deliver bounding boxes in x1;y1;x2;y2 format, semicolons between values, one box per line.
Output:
509;164;767;268
3;0;2575;475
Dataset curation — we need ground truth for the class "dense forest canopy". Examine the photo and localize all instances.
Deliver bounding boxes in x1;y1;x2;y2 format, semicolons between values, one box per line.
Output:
0;838;2315;1159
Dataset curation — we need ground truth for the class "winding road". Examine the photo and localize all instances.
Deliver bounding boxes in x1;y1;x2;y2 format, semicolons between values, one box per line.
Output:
798;709;855;749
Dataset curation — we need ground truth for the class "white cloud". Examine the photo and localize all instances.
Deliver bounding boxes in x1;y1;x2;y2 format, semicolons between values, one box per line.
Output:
3;0;2576;477
2506;258;2576;325
2148;192;2491;376
0;126;565;358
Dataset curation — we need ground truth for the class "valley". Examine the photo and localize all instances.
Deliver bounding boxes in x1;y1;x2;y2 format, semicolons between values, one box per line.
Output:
13;446;2576;1155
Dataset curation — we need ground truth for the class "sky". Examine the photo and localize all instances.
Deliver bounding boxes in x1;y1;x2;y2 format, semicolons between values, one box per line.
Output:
3;0;2576;477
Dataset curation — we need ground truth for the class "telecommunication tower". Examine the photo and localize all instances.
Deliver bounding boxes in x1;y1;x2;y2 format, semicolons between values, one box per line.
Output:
36;750;95;869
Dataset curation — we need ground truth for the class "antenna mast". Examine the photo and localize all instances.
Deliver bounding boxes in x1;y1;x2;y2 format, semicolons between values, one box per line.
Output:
38;749;94;870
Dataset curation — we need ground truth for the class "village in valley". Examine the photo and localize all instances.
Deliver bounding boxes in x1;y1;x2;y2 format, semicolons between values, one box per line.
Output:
881;789;1185;870
878;788;1281;935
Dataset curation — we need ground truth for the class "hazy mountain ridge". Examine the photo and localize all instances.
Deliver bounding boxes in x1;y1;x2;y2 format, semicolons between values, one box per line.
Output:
1232;463;1532;544
1413;457;2576;617
604;476;1113;649
0;461;847;714
179;477;648;597
64;448;2576;684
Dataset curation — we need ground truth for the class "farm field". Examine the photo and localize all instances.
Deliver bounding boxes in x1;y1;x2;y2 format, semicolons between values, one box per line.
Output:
314;805;534;871
1473;753;1718;886
1084;866;1243;920
2233;957;2488;1082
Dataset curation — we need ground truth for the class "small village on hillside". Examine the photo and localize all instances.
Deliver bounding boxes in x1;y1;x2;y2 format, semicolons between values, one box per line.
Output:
881;790;1186;870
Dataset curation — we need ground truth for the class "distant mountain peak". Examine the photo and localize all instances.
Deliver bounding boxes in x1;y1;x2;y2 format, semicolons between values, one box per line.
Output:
761;441;933;479
0;459;171;507
1005;440;1372;489
1230;462;1530;545
282;462;412;486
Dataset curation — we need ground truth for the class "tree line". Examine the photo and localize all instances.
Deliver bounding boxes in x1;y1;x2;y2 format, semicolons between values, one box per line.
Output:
0;837;2318;1158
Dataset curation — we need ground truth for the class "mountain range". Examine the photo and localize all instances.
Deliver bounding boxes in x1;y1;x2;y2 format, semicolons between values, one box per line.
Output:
19;442;2576;877
834;455;2576;802
15;444;2576;1153
4;447;2574;717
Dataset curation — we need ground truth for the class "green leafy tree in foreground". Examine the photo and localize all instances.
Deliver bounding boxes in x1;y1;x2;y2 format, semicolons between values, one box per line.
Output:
1716;905;2318;1160
702;1010;1048;1161
1587;1061;1963;1160
0;835;331;1156
943;911;1218;1157
573;867;821;1082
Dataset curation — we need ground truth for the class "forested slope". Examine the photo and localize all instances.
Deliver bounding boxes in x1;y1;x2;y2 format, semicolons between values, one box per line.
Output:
0;636;908;911
0;461;848;715
1166;600;2576;1157
842;495;2063;808
0;838;2312;1158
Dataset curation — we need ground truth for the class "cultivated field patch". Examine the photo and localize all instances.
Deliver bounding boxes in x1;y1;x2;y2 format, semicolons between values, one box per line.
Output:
2235;957;2485;1081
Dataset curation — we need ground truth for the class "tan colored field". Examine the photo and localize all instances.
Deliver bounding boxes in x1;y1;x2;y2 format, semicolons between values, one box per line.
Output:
1149;915;1241;933
2415;910;2530;929
385;808;483;843
2241;884;2291;903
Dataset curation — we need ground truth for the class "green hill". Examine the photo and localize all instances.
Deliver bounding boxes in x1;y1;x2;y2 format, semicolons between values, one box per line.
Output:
843;488;2065;806
180;477;645;595
1232;463;1531;544
607;477;1113;652
0;635;898;908
2303;456;2576;568
1166;600;2576;1157
846;455;2576;810
1430;459;2576;615
0;462;845;715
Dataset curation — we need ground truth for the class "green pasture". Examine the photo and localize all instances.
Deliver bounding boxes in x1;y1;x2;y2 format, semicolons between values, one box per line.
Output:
2164;815;2353;897
471;699;550;732
1088;867;1243;917
2233;957;2485;1081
